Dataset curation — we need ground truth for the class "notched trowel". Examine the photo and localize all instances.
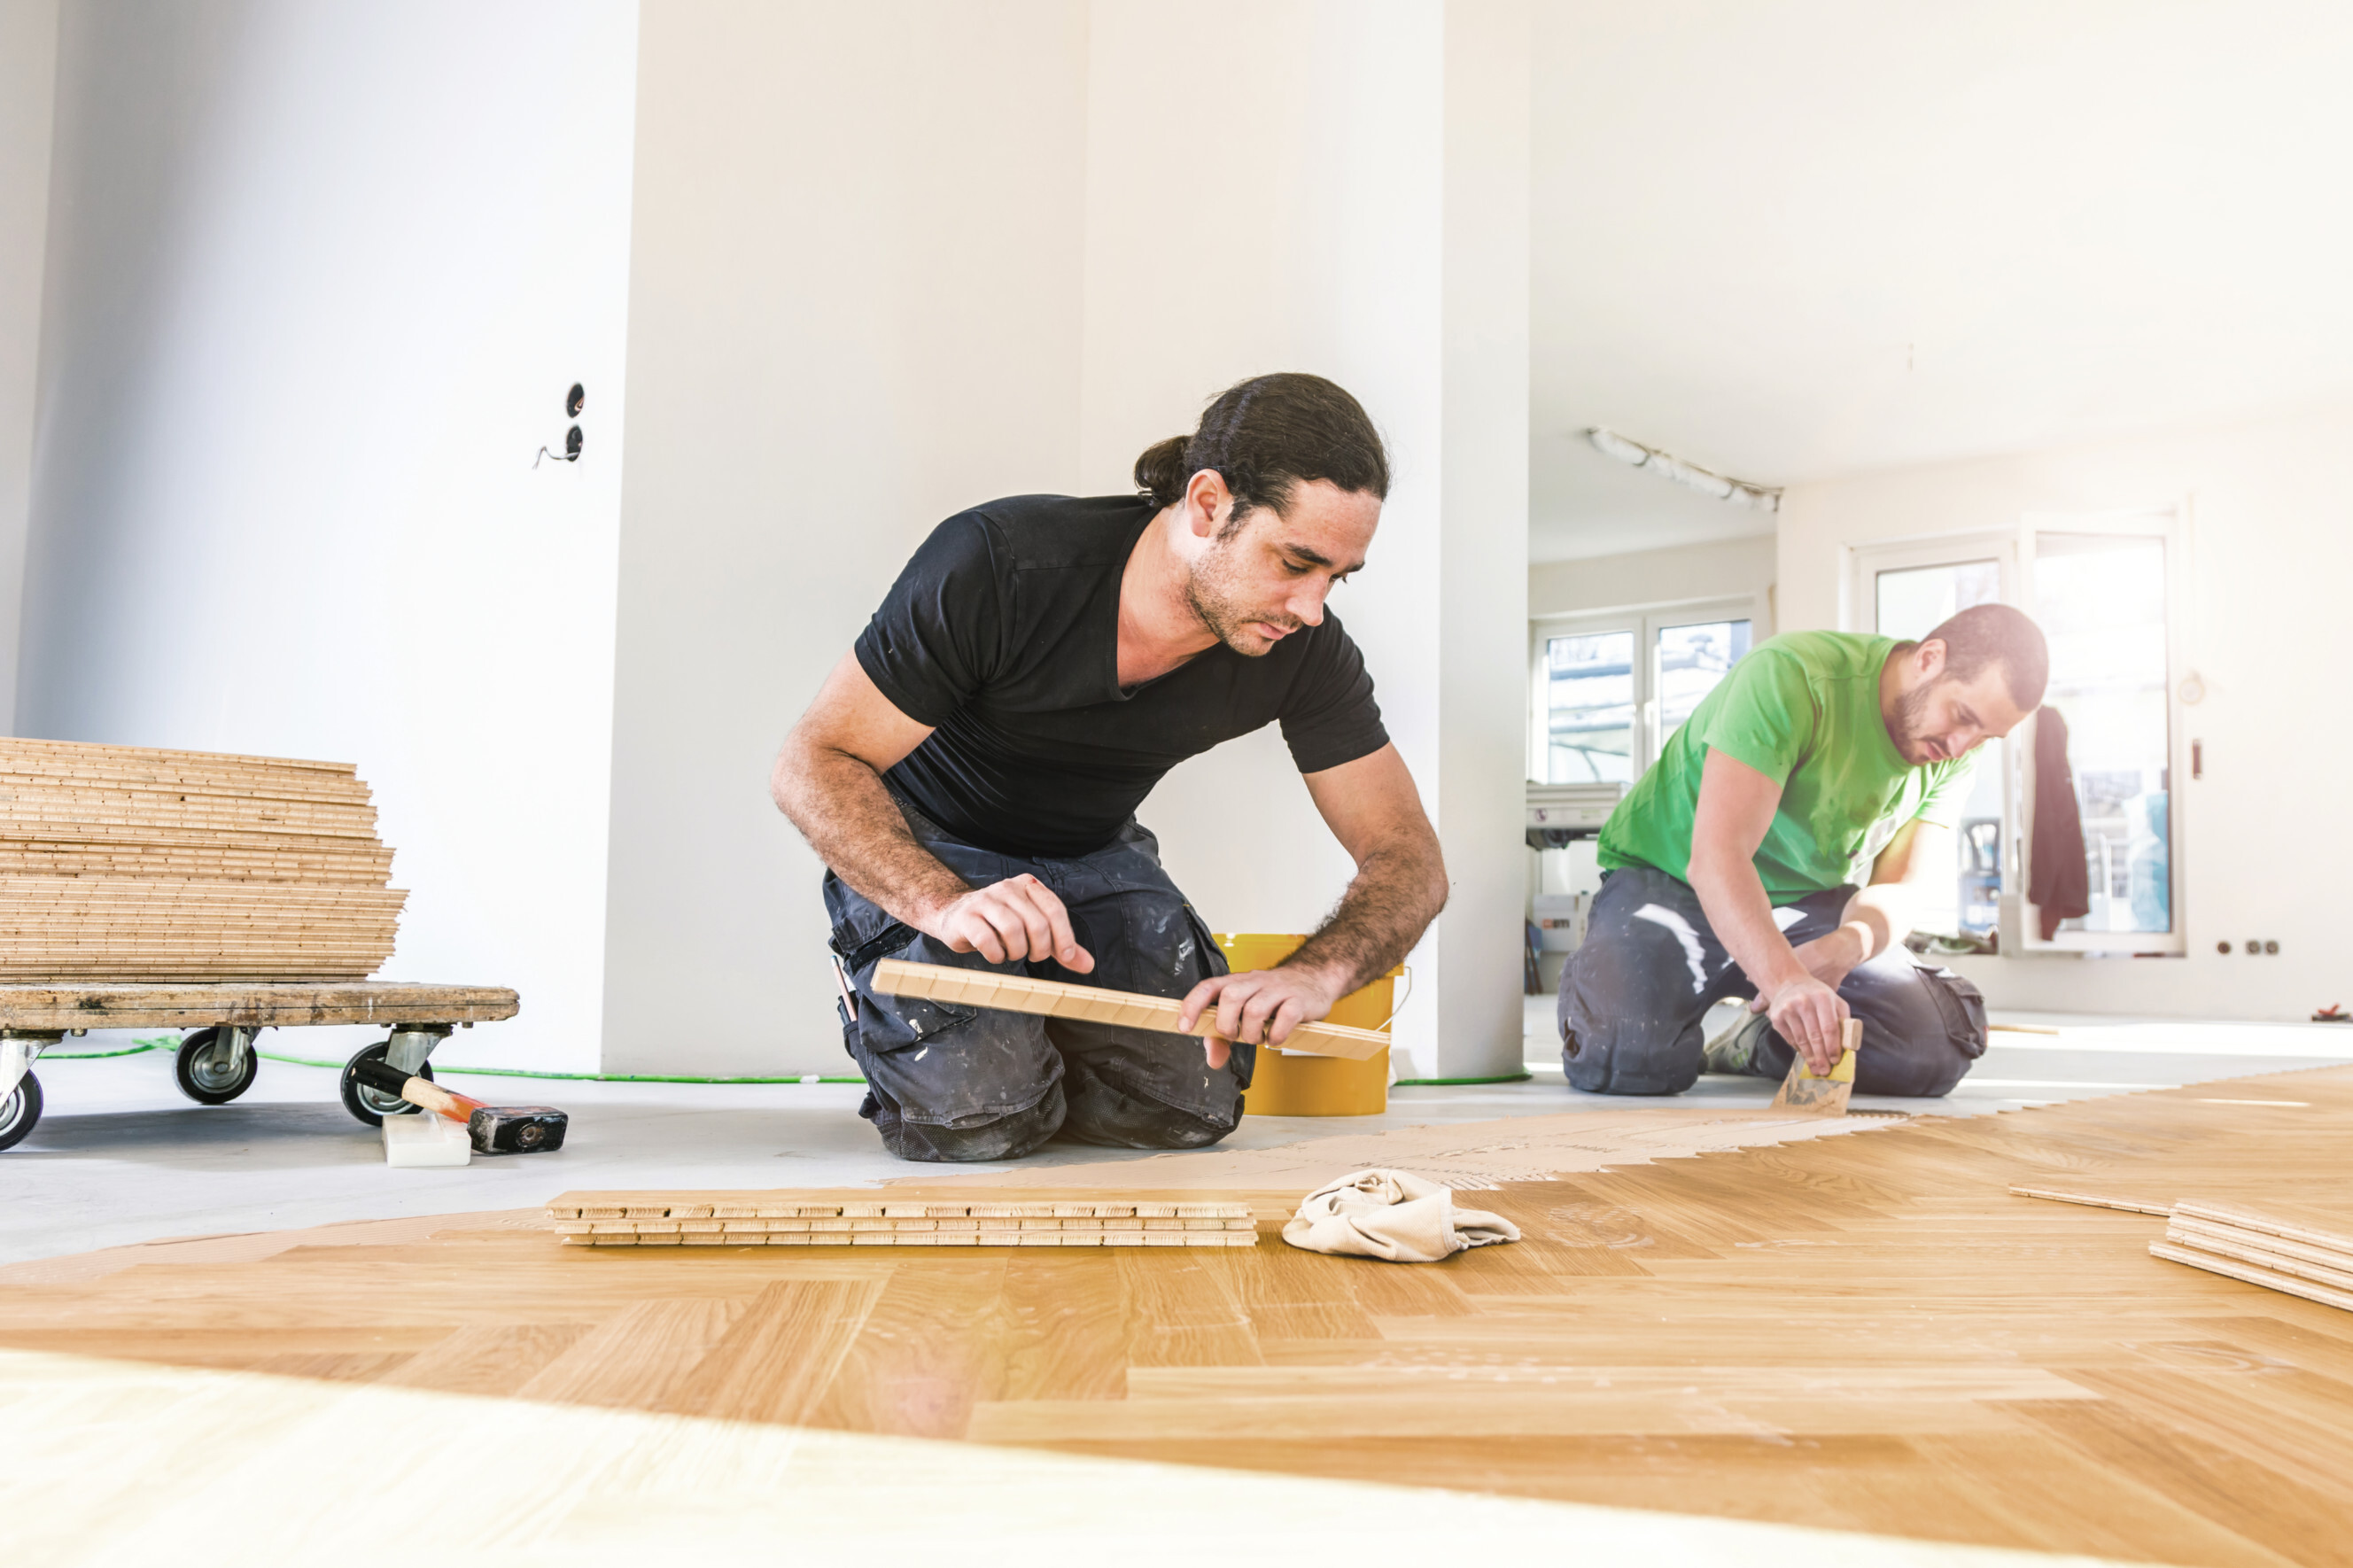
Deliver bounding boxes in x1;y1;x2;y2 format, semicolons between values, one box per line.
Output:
1770;1017;1862;1115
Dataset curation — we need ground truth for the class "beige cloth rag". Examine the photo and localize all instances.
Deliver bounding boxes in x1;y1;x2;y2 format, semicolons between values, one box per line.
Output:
1281;1168;1521;1263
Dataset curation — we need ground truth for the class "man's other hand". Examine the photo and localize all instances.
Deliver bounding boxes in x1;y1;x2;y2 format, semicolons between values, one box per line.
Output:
1761;973;1849;1075
1178;966;1345;1069
924;873;1095;973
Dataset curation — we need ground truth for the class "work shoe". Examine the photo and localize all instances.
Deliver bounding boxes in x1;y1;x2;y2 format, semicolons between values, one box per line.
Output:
1702;1005;1774;1076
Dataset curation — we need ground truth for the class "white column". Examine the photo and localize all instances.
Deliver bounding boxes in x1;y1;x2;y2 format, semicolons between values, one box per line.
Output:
1080;0;1529;1080
0;0;59;734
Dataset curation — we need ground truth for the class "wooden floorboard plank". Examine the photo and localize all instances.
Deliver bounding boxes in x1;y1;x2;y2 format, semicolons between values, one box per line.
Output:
799;1261;1009;1439
514;1298;747;1410
991;1251;1134;1402
657;1277;888;1425
1114;1248;1264;1368
376;1323;594;1394
2003;1397;2353;1568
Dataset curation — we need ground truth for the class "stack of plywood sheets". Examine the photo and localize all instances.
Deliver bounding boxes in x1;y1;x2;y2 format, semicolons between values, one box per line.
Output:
547;1188;1262;1247
0;738;404;981
2152;1201;2353;1313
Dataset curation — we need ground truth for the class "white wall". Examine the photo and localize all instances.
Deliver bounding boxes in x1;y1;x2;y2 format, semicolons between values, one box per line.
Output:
22;0;641;1070
1778;400;2353;1020
0;0;58;736
1081;0;1529;1081
1529;534;1776;623
603;1;1089;1075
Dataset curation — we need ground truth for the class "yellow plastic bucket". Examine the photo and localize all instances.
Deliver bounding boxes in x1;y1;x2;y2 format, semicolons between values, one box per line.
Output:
1213;932;1400;1117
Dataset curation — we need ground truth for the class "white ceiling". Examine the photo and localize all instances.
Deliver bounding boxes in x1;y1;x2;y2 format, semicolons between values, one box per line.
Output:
1529;0;2353;562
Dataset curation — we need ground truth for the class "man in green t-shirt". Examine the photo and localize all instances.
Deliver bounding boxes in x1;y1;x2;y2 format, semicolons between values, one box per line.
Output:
1557;604;2048;1098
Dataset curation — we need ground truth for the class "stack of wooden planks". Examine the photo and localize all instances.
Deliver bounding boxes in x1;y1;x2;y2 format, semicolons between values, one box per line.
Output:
2152;1201;2353;1314
0;738;404;981
547;1188;1262;1247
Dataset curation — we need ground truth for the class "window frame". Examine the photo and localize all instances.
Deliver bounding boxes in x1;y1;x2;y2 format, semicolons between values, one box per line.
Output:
1529;595;1764;784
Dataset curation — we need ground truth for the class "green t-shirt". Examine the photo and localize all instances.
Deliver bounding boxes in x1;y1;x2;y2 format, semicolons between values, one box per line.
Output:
1597;631;1976;903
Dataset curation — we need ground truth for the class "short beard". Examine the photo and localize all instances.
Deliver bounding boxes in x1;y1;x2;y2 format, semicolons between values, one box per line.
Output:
1891;678;1941;762
1184;532;1297;656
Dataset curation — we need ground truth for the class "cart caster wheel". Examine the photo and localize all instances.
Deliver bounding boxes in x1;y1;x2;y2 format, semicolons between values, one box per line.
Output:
0;1070;41;1152
340;1041;433;1128
175;1028;260;1105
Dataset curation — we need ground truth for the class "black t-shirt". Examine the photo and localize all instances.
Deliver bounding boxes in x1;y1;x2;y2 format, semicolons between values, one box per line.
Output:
854;493;1389;858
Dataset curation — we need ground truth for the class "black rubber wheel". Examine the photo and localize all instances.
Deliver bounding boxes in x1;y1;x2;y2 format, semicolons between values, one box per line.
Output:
339;1040;433;1128
0;1070;41;1152
174;1027;260;1105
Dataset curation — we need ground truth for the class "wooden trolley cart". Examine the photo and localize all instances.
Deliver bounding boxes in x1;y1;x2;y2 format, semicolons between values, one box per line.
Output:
0;981;519;1152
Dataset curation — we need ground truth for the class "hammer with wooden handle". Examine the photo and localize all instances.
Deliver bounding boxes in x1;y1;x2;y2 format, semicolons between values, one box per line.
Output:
349;1058;568;1154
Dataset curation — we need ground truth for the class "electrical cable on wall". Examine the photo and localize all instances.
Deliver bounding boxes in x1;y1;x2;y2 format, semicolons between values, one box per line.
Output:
1588;426;1780;512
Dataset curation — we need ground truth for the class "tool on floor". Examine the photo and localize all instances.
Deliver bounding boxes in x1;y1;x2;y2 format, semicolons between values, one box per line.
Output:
1769;1017;1862;1114
349;1057;567;1154
870;958;1390;1060
2313;1005;2349;1024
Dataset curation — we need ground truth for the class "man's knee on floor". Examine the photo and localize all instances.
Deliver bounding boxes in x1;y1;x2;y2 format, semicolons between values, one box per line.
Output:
1059;1088;1240;1152
1561;1017;1702;1097
863;1084;1065;1164
1852;1041;1973;1099
1124;1104;1238;1151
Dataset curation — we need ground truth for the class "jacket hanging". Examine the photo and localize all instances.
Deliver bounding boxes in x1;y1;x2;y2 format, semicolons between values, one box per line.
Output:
2029;707;2091;940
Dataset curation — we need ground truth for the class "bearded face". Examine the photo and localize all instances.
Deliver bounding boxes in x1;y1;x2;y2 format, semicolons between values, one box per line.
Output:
1182;512;1306;656
1887;666;2031;766
1889;677;1945;764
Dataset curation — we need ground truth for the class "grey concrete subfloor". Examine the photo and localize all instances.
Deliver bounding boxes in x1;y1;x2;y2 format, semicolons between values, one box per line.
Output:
4;1000;2349;1266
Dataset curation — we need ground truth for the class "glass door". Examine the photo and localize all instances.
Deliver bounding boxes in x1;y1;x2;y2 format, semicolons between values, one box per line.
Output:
2017;520;2183;952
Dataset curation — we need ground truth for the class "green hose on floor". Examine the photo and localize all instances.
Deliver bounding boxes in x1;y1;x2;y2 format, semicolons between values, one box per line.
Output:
43;1036;1529;1089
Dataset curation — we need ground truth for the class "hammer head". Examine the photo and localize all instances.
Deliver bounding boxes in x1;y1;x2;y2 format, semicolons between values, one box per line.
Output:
466;1105;567;1155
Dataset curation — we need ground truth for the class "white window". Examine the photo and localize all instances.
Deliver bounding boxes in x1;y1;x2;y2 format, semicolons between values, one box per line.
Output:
1531;600;1759;785
1845;511;2188;956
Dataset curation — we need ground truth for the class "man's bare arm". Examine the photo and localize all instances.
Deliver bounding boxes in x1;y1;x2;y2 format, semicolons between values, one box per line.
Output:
770;651;1093;971
1792;818;1949;986
1176;743;1448;1059
1686;748;1846;1072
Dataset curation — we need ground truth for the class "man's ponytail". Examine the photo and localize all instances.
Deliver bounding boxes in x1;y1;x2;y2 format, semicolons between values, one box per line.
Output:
1131;373;1388;529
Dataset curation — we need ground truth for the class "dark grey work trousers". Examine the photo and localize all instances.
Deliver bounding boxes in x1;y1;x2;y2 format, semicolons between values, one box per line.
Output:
823;802;1252;1163
1557;866;1987;1098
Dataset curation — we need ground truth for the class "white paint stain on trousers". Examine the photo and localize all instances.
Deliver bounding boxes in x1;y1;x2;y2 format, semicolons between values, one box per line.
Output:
1634;903;1713;995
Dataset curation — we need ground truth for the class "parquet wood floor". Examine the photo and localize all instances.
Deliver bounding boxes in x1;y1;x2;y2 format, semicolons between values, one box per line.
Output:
9;1068;2353;1564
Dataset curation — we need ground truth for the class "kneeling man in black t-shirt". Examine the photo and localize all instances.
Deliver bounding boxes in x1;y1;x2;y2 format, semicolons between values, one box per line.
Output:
772;373;1448;1162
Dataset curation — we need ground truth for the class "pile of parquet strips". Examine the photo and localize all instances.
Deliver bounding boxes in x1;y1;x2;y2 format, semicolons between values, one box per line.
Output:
2016;1179;2353;1316
547;1189;1262;1247
0;738;404;980
2152;1202;2353;1313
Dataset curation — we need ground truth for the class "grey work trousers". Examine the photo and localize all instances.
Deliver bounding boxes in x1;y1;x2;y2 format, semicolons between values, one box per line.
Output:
1557;866;1987;1097
823;803;1251;1163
